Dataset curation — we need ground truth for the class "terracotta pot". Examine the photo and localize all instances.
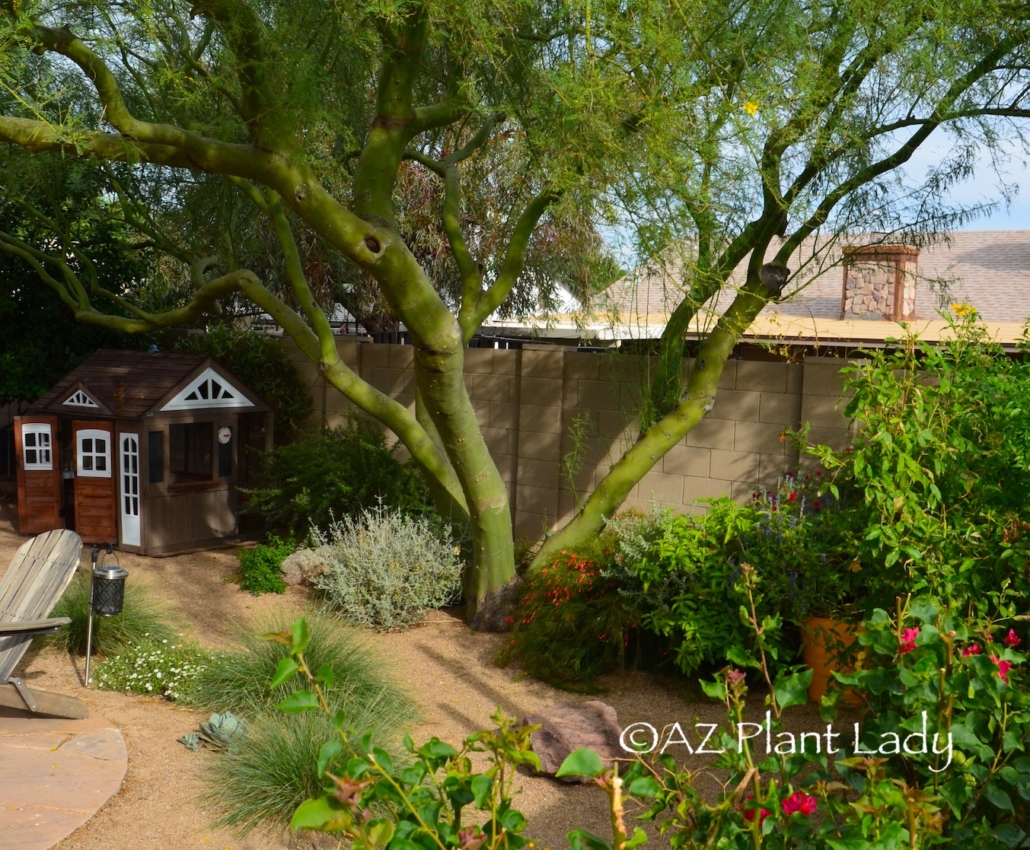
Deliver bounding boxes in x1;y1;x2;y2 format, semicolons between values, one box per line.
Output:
800;617;864;707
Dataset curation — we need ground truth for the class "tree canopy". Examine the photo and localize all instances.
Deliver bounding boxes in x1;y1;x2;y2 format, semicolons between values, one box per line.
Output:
0;159;150;404
2;0;1030;623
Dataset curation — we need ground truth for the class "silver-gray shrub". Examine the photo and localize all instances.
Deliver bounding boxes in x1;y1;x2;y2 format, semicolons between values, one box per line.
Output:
312;504;463;631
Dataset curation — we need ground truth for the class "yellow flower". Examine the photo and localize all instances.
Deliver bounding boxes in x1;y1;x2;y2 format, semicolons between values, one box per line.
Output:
951;302;977;319
743;101;759;116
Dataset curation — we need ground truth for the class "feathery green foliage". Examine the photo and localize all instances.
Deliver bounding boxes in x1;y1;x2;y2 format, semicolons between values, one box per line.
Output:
187;611;416;832
182;610;414;719
42;572;176;657
205;707;399;832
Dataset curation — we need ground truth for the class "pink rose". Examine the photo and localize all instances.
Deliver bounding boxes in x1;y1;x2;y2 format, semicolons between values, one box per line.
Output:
1004;629;1021;648
990;655;1014;684
741;794;770;824
782;790;818;817
900;627;920;654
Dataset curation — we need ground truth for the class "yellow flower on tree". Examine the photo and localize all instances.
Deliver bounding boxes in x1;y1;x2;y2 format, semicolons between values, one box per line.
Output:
743;101;760;116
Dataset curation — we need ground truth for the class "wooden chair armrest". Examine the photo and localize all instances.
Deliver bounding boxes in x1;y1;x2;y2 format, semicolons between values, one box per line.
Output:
0;617;72;636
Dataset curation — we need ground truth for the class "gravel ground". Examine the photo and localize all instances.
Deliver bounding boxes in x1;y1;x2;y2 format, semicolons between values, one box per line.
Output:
0;488;834;850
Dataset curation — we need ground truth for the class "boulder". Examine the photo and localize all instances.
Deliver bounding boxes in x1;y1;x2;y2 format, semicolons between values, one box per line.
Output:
281;548;328;587
519;700;624;783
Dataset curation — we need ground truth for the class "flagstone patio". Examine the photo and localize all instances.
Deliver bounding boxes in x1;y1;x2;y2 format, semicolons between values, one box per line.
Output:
0;708;126;850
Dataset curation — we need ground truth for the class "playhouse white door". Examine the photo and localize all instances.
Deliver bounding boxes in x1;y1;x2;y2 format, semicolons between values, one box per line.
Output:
14;416;61;534
119;432;141;547
72;420;116;544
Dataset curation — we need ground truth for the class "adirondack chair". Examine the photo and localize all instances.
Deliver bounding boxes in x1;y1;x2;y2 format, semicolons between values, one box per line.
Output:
0;529;89;719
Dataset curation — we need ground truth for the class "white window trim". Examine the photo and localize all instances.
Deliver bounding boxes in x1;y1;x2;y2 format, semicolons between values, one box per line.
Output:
63;389;99;408
22;423;53;471
161;367;255;411
120;433;141;547
77;428;112;478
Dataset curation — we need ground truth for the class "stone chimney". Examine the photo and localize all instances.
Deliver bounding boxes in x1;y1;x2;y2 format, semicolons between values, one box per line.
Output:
840;245;919;321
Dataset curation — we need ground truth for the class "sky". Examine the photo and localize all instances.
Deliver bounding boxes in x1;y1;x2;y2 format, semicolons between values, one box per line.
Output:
978;199;1030;229
907;135;1030;230
953;191;1030;229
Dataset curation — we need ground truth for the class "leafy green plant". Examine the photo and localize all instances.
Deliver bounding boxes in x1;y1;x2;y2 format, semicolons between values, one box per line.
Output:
571;573;1030;849
41;572;176;656
93;635;211;700
733;471;860;620
808;312;1030;609
830;594;1030;844
243;415;432;537
312;504;462;631
607;501;801;677
236;535;294;595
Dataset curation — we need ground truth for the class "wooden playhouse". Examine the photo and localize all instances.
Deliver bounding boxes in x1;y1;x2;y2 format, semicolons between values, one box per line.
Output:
14;350;272;554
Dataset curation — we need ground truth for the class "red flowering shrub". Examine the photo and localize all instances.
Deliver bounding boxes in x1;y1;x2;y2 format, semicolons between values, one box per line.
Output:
495;545;637;688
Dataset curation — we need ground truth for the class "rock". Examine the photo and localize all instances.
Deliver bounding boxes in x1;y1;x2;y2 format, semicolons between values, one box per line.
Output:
519;700;625;783
281;548;328;587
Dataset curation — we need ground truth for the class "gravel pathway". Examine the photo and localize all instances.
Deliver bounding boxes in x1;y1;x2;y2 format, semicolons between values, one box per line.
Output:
0;489;831;849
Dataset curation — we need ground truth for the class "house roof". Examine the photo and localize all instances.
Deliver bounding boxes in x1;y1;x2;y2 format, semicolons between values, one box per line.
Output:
493;231;1030;346
27;350;268;418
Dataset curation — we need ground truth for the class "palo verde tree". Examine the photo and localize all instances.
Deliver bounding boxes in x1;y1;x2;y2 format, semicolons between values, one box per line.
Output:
2;0;1030;618
528;0;1030;568
0;0;627;625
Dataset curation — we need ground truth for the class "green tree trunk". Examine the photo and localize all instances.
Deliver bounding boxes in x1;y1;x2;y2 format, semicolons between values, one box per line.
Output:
412;342;515;627
531;283;767;570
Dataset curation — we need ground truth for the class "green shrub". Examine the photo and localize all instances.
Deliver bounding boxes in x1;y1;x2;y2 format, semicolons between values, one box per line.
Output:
236;535;293;595
600;479;862;677
500;494;849;685
312;504;462;631
93;636;212;701
243;415;432;536
726;471;860;620
808;313;1030;610
620;503;775;676
41;571;176;656
183;611;415;718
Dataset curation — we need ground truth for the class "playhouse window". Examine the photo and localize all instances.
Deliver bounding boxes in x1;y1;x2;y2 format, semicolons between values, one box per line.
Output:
23;424;53;470
77;429;111;478
169;422;213;483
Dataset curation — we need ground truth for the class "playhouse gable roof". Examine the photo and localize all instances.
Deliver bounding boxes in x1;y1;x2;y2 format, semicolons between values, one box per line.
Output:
27;350;267;418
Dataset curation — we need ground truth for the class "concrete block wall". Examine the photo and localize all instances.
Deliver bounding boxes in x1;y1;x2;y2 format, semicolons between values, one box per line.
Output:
799;356;858;460
284;339;851;539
